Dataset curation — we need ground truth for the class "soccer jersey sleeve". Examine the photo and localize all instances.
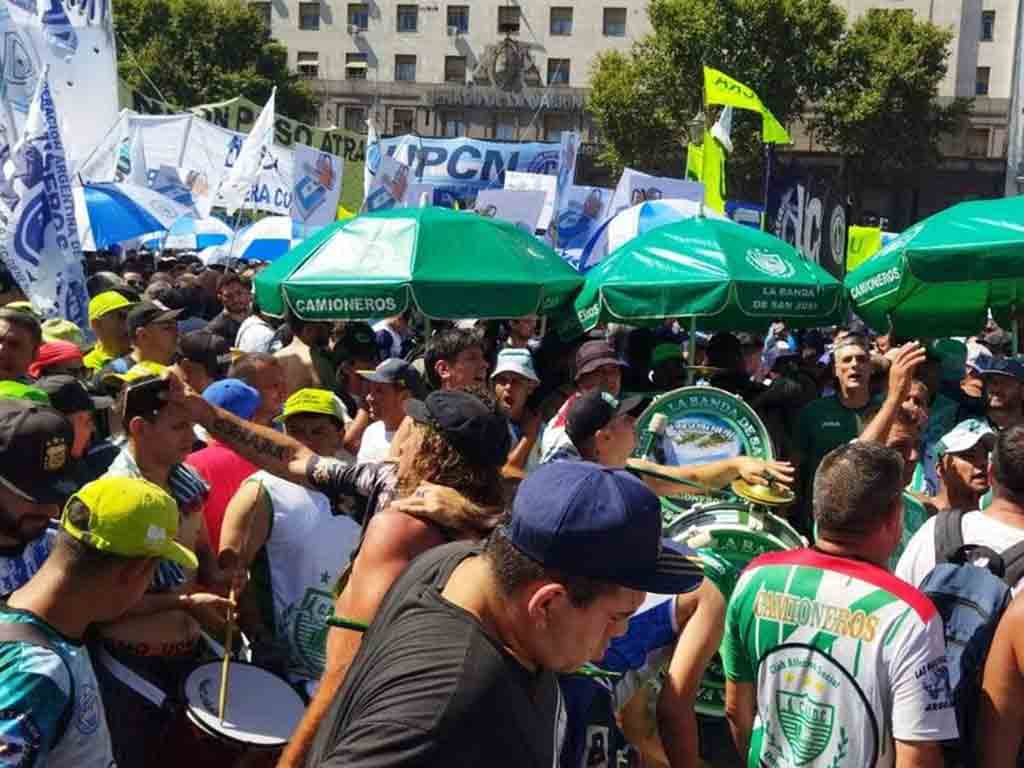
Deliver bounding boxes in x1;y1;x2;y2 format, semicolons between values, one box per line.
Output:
888;612;958;743
721;573;756;683
0;645;72;767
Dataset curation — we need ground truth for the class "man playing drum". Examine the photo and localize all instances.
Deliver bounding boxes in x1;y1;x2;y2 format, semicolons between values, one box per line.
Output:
722;442;957;768
0;477;197;767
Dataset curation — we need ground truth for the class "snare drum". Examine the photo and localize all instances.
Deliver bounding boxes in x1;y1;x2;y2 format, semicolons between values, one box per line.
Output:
162;662;306;768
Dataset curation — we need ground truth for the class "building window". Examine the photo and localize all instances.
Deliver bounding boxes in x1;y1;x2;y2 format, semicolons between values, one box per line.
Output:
498;5;521;34
298;2;319;30
550;7;573;35
296;51;319;78
603;7;627;36
393;109;415;134
976;66;990;95
547;58;570;86
250;1;271;27
543;114;573;141
981;10;995;41
442;112;465;137
494;116;516;140
397;4;418;32
347;2;369;30
967;127;990;157
346;52;368;80
395;55;417;82
344;106;367;133
444;56;467;83
447;5;469;33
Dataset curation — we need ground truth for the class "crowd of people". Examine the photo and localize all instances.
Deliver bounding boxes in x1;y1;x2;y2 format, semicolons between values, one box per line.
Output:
0;248;1023;768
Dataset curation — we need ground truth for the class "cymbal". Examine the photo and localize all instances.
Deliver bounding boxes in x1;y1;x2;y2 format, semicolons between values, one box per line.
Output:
731;478;796;506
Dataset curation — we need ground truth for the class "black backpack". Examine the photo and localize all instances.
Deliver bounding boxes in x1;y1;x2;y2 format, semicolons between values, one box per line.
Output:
919;509;1024;766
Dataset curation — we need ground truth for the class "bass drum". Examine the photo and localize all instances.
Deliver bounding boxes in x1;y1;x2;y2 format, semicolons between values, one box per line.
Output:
619;501;805;767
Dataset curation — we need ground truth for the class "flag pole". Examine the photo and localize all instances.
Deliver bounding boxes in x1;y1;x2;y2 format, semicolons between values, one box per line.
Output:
761;143;774;232
700;66;709;216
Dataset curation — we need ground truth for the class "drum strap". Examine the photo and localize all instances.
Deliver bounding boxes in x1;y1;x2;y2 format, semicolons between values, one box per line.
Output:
96;645;169;709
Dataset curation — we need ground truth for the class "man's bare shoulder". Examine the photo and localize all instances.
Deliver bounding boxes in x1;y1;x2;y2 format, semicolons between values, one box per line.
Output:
361;507;450;565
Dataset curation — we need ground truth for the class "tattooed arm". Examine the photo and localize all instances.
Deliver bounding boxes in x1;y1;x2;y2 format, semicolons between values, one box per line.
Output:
168;376;315;488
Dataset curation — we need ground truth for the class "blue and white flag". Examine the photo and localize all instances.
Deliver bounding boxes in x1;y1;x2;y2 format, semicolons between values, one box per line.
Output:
547;131;580;249
363;117;380;199
0;70;88;328
218;88;275;215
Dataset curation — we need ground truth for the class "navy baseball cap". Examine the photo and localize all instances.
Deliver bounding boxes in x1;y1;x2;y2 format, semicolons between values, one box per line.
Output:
506;461;704;594
202;378;261;421
978;355;1024;380
358;358;424;396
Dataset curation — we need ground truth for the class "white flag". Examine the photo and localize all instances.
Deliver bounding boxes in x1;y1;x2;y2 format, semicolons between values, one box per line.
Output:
363;117;380;200
0;70;88;328
290;143;342;229
711;106;735;154
218;88;275;215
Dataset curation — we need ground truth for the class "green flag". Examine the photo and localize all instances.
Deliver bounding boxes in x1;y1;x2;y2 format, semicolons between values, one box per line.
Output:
703;66;791;144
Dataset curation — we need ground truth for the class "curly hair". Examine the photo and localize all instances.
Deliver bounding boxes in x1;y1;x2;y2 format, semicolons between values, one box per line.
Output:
397;384;505;508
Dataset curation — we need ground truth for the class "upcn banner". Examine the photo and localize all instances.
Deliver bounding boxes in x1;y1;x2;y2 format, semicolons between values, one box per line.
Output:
371;135;562;209
766;159;848;280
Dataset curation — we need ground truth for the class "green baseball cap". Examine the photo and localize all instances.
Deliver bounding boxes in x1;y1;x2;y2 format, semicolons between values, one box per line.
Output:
88;291;136;322
62;476;198;569
278;388;347;425
928;339;968;384
0;381;51;406
41;318;88;351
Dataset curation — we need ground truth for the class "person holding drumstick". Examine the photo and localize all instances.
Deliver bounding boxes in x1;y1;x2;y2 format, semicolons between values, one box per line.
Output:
0;477;197;768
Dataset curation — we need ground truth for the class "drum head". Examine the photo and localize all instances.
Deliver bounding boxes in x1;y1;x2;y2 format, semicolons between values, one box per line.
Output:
185;662;305;747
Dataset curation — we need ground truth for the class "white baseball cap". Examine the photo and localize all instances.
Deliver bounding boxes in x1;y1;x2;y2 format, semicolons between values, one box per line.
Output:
936;419;995;457
491;348;539;384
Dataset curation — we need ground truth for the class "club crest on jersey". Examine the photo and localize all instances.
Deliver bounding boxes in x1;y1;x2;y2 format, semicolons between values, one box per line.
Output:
777;691;834;764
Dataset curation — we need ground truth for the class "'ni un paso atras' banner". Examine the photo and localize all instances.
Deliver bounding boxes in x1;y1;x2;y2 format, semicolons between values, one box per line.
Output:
118;81;366;212
370;134;562;209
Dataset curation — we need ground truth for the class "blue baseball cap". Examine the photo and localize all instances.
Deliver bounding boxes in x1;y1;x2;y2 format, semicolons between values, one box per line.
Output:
978;355;1024;380
506;461;704;594
202;378;261;420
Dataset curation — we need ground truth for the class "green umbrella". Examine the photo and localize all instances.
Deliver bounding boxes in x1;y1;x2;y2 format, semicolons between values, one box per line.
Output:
558;216;844;337
845;195;1024;337
253;207;584;320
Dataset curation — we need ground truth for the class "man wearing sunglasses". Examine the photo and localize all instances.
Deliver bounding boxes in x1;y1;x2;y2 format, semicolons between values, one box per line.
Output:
83;292;135;375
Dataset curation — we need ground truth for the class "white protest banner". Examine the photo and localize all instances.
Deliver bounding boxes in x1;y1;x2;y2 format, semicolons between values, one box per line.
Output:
504;171;556;230
219;88;275;215
362;152;412;213
609;168;704;219
549;185;612;269
291;143;343;230
4;0;119;169
0;70;88;327
548;132;580;248
474;189;547;233
79;111;296;217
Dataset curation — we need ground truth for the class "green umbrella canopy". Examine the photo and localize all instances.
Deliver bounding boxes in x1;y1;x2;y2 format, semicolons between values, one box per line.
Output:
559;216;844;337
845;195;1024;337
253;207;584;321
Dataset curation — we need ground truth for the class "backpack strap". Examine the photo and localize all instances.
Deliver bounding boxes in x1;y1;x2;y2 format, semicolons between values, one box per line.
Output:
934;508;967;565
0;621;75;747
1000;539;1024;587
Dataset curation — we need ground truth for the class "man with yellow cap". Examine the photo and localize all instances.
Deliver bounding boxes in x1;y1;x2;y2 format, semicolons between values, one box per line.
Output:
83;291;136;374
0;477;197;767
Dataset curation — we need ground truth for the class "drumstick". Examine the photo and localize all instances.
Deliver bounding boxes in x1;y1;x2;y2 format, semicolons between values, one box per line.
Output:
218;478;264;723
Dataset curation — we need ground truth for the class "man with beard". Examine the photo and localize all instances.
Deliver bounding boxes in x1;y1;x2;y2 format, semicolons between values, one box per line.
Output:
0;401;78;597
929;420;994;512
277;314;335;394
204;272;251;344
980;357;1024;431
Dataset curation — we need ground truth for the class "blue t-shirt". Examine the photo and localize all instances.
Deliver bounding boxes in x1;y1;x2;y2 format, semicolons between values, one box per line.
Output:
0;526;56;598
0;608;115;767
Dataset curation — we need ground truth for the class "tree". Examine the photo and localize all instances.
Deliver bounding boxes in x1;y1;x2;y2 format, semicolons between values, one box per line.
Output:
114;0;318;123
588;0;846;194
811;9;971;212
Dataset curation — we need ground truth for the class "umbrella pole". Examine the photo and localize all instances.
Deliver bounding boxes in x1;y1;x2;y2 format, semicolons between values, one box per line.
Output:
687;317;697;386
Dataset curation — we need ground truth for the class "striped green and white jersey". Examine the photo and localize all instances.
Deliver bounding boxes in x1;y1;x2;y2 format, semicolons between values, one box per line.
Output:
722;548;957;768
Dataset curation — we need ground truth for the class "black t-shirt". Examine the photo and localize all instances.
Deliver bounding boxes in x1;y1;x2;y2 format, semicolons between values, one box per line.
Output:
205;311;243;345
306;541;565;768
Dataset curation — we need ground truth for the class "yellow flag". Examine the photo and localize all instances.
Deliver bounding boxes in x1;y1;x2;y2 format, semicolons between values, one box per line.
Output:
846;226;883;272
684;136;726;213
336;204;355;221
703;67;791;144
